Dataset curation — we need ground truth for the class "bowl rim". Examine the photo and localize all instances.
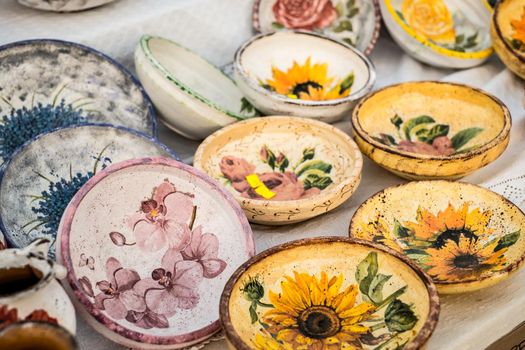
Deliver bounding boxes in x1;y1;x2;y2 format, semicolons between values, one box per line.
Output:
251;0;382;55
233;30;376;107
59;157;255;346
348;180;525;286
492;0;525;64
193;116;363;209
219;236;440;350
351;80;512;161
382;0;494;60
137;35;249;122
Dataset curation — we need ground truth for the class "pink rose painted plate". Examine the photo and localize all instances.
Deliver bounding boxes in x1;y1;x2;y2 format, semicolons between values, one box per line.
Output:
57;157;254;349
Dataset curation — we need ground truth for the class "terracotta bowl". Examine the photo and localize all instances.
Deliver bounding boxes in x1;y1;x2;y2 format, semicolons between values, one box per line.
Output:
193;116;363;225
233;31;375;123
135;35;258;140
491;0;525;79
57;157;255;349
17;0;116;11
220;237;440;350
352;81;511;180
350;181;525;294
379;0;493;68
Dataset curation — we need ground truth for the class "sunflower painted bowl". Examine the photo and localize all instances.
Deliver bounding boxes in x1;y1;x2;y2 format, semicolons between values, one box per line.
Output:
491;0;525;79
193;116;363;225
252;0;381;55
379;0;493;68
135;35;258;140
220;237;440;350
17;0;116;12
233;31;375;123
352;81;511;180
350;181;525;294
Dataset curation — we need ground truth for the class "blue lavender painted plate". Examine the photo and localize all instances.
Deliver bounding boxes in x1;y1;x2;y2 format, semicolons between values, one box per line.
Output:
0;124;176;258
0;39;157;163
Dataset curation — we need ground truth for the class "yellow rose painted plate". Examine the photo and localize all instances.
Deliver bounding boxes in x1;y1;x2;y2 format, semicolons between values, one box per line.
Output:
220;237;440;350
349;181;525;294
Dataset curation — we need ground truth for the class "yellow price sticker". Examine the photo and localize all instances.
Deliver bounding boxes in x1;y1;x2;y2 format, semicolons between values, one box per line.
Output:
245;174;276;200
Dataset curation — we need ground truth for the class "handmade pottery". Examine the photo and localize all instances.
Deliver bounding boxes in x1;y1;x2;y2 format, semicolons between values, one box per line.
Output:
350;181;525;294
0;39;156;162
193;116;363;225
252;0;381;55
352;81;511;180
0;124;177;258
0;239;76;334
17;0;116;12
135;35;258;140
220;237;440;350
233;31;375;123
380;0;493;68
57;157;254;349
491;0;525;79
0;321;78;350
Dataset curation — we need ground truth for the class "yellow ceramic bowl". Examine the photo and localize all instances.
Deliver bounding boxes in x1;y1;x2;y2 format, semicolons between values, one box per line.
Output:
349;181;525;294
194;116;362;225
220;237;440;350
491;0;525;79
352;81;511;180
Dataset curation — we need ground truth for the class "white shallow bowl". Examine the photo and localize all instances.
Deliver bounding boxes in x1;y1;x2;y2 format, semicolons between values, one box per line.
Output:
135;35;257;140
17;0;116;12
233;31;375;123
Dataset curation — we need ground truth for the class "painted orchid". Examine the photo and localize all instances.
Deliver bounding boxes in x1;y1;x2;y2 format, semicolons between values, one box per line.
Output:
126;309;169;329
182;226;227;279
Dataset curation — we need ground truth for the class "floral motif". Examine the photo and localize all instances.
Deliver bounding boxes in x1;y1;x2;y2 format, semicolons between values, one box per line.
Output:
181;226;227;278
0;305;58;329
509;7;525;52
272;0;337;30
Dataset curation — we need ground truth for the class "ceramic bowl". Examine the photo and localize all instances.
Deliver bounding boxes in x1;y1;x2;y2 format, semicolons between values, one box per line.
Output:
193;116;363;225
17;0;116;12
135;35;258;140
0;124;177;258
252;0;381;55
57;157;255;349
233;31;375;123
380;0;493;68
491;0;525;79
350;181;525;294
352;81;511;180
220;237;440;350
0;321;78;350
0;39;156;163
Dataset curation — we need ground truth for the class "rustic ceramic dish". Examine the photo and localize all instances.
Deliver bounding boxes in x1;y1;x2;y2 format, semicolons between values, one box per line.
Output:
0;321;78;350
352;81;511;180
194;116;363;225
17;0;116;12
380;0;493;68
252;0;381;55
0;39;156;163
57;157;255;349
220;237;440;350
135;35;258;140
0;124;176;258
233;31;375;123
491;0;525;79
350;181;525;294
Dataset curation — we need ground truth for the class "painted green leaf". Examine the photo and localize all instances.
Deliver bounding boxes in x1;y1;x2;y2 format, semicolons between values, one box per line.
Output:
418;124;449;144
495;230;520;252
390;114;403;130
396;10;405;22
467;32;478;44
356;252;378;295
272;22;285;29
333;20;353;33
451;127;483;150
404;248;429;256
296;160;332;176
342;38;355;46
385;300;418;332
336;2;344;16
372;133;398;146
455;34;465;44
302;147;315;161
348;7;359;18
303;173;333;190
393;219;410;238
339;73;354;94
277;157;289;173
403;115;435;140
249;301;258;324
369;273;392;304
347;0;356;9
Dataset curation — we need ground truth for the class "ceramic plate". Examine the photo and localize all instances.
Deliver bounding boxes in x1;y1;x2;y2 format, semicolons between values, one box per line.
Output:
0;124;176;258
17;0;116;12
350;181;525;294
221;237;439;350
352;81;511;180
252;0;381;55
0;39;156;162
194;116;363;225
58;157;254;349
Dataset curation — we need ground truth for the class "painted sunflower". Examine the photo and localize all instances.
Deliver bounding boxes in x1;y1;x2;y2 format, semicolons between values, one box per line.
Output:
260;271;376;349
356;216;402;252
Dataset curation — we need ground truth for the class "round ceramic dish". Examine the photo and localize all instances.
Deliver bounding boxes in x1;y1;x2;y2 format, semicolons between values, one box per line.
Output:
0;39;156;162
233;31;375;123
352;81;511;180
0;321;78;350
380;0;493;68
0;124;177;258
135;35;258;140
350;181;525;294
252;0;381;55
491;0;525;79
193;116;363;225
220;237;440;350
17;0;115;11
58;157;254;349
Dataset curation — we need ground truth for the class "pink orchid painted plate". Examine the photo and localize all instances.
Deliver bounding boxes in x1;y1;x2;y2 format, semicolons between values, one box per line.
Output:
57;157;254;349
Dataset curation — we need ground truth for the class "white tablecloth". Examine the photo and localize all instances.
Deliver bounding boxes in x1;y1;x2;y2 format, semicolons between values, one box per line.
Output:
1;0;525;349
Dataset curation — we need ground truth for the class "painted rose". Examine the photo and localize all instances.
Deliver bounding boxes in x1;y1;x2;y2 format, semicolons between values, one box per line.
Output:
398;136;454;156
401;0;456;44
182;226;227;279
220;156;255;185
273;0;337;30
